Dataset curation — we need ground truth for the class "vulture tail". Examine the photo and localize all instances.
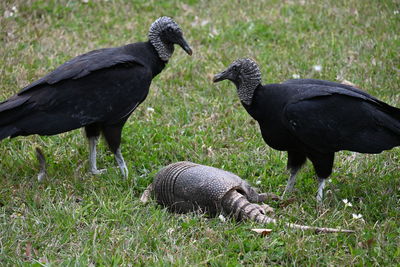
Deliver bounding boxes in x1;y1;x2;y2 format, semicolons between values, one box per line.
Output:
0;125;18;141
0;94;30;140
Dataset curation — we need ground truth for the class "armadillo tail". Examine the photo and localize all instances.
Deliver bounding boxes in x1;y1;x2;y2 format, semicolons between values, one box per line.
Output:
222;190;354;233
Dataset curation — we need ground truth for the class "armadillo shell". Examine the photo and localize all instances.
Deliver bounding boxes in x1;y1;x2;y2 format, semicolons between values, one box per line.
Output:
153;161;254;215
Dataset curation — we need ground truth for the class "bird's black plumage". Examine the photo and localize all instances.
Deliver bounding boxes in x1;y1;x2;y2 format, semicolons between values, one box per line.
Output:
214;58;400;201
1;43;160;137
0;17;192;178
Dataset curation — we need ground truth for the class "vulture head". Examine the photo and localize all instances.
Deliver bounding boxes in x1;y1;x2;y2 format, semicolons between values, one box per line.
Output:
149;16;192;61
214;58;262;105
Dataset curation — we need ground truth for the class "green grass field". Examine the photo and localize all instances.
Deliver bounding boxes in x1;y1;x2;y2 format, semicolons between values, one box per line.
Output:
1;0;399;265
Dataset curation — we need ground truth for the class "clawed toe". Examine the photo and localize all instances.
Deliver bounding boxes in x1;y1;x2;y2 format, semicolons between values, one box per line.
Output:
120;166;129;178
91;168;107;175
37;172;46;182
258;192;281;202
260;204;275;214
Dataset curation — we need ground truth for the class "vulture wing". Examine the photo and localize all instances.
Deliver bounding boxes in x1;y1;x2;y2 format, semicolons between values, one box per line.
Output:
283;84;400;153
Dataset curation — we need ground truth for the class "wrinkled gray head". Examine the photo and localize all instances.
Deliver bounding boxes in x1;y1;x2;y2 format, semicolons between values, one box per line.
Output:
148;16;192;61
213;58;262;105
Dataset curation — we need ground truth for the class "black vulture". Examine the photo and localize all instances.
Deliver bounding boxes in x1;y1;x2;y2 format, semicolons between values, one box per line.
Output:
0;17;192;179
213;58;400;202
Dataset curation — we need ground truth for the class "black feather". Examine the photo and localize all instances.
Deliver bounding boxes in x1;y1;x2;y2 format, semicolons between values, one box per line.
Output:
0;42;163;138
0;16;191;177
245;80;400;180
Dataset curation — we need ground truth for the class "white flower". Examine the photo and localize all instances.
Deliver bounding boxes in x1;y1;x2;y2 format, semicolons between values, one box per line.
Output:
328;179;332;183
394;10;399;15
11;6;18;12
352;213;362;219
4;10;14;18
313;65;322;72
218;214;226;222
82;0;89;3
200;20;209;27
146;107;155;113
209;28;219;38
342;199;353;207
255;180;261;185
292;74;300;79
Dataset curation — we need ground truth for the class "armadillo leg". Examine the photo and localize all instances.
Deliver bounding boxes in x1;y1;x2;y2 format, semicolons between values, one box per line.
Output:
256;192;281;202
246;186;280;203
222;190;353;233
221;189;270;222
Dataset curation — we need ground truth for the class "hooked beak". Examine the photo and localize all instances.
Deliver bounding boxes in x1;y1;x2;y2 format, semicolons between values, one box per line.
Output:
178;37;193;56
213;70;228;83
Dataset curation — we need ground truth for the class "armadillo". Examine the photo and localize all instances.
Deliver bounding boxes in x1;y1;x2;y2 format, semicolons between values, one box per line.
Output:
141;161;354;233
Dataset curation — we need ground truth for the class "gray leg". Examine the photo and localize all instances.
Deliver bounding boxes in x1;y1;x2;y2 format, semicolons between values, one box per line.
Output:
284;152;306;197
35;147;47;182
307;152;334;203
282;166;302;197
115;148;128;178
316;177;326;203
89;136;106;175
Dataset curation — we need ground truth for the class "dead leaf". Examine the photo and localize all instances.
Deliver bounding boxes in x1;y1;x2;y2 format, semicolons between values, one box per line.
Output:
140;185;152;203
340;79;359;88
251;228;272;236
358;238;376;249
25;242;32;259
181;3;194;13
279;197;297;208
207;147;214;157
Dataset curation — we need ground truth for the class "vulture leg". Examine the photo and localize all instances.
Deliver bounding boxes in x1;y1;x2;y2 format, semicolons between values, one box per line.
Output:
85;124;106;175
114;148;128;178
317;178;326;203
35;147;47;181
102;122;128;178
283;151;306;196
308;152;334;203
88;136;106;174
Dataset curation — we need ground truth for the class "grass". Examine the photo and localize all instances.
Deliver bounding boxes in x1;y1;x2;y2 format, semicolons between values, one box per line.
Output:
1;0;399;265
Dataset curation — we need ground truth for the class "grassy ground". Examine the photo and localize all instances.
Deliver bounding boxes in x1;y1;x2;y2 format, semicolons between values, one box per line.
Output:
1;0;399;265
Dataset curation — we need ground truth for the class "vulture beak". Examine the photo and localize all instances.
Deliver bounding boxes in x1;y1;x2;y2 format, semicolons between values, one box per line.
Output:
213;70;229;83
178;37;193;56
